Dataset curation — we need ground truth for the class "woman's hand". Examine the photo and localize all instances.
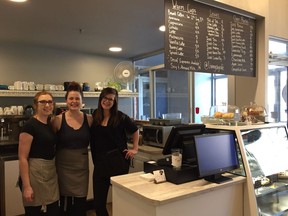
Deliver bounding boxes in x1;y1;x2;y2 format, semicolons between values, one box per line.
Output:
123;149;138;159
23;186;34;203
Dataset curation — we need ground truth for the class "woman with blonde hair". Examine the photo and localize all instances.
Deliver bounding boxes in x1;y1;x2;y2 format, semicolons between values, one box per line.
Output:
19;91;60;216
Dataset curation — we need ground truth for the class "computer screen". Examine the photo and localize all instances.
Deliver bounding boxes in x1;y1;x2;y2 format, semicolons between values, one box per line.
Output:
194;132;239;184
162;124;206;164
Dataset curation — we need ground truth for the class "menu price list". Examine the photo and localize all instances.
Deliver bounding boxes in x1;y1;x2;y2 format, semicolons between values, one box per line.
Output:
164;0;256;77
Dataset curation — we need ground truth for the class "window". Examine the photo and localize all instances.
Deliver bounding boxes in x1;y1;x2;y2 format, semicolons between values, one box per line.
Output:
268;38;288;123
194;72;228;123
134;54;228;123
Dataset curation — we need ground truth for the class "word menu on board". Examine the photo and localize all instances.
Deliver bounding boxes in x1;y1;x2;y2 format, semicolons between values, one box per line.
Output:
164;0;256;77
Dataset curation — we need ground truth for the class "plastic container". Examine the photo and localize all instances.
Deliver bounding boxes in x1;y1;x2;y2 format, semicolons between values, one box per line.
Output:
241;102;267;123
209;104;240;121
162;113;182;119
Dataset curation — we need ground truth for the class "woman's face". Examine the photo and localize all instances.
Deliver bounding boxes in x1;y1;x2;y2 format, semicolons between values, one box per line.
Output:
101;93;115;111
36;94;54;116
66;91;83;111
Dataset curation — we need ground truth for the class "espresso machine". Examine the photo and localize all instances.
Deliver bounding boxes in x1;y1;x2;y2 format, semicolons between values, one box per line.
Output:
0;116;28;152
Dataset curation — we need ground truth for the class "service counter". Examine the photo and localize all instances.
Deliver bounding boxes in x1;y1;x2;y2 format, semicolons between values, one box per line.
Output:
111;172;246;216
0;146;24;216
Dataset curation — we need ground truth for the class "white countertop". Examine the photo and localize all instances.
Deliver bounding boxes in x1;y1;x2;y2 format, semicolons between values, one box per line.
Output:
128;143;163;155
111;172;246;206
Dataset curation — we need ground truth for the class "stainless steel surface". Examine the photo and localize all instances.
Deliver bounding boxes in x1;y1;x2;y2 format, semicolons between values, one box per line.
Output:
0;116;28;146
142;125;173;148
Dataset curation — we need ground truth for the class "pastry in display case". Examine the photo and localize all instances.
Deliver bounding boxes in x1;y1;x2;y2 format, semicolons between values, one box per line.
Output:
241;102;267;124
205;123;288;216
201;102;268;126
203;104;241;125
240;125;288;216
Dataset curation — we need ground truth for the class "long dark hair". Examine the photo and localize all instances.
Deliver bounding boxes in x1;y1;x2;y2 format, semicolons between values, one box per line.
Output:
93;87;121;127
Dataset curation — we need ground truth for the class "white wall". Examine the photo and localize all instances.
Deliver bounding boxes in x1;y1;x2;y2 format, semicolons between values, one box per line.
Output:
0;43;134;115
0;42;123;86
268;0;288;39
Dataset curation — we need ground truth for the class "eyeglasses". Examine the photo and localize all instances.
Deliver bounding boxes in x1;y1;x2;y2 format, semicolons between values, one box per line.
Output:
38;100;53;105
103;96;114;102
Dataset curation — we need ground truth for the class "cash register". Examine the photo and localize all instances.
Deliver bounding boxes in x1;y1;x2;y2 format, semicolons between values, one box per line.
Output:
144;124;206;184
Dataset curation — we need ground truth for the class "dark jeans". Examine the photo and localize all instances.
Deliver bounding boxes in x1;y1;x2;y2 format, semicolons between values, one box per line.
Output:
24;201;60;216
59;196;87;216
93;170;111;216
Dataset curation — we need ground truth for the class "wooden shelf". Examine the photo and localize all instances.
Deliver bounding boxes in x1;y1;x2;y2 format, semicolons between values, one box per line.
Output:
0;90;138;98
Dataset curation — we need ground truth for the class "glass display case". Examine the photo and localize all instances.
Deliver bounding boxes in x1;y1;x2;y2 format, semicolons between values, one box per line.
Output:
205;123;288;216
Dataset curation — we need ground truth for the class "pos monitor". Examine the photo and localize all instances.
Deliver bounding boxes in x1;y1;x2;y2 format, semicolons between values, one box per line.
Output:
194;132;240;184
162;124;206;165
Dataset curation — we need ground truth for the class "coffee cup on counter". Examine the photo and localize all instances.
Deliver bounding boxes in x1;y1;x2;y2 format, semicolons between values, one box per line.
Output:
171;148;183;169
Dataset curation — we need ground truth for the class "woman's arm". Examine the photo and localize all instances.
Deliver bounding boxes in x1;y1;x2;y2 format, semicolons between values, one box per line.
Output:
124;129;139;159
51;114;62;132
87;114;93;127
18;132;34;203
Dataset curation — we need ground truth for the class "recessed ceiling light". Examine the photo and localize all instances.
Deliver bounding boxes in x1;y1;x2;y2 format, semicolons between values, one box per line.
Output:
9;0;27;2
159;25;165;32
109;47;122;52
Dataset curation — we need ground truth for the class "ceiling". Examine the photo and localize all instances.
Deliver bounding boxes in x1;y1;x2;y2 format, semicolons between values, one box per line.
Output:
0;0;165;60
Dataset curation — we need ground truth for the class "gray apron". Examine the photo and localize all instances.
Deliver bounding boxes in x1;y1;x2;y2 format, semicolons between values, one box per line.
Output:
56;148;89;197
23;158;59;207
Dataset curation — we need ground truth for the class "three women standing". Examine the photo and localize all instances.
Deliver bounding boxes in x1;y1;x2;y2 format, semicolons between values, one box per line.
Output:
19;85;138;216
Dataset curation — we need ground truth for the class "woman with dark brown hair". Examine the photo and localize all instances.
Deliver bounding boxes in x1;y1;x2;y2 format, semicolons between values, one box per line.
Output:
90;87;139;216
52;81;93;216
19;91;60;216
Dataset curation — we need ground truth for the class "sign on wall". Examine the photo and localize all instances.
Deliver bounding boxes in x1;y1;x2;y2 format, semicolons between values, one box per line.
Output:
164;0;256;77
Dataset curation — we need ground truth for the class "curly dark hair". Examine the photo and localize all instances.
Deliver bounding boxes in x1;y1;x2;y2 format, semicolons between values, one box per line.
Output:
65;81;83;99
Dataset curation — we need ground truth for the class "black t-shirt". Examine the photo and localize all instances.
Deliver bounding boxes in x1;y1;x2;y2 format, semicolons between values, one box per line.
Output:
90;111;138;161
21;117;57;160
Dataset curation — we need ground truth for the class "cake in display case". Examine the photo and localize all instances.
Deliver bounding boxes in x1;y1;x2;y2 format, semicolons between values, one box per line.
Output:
241;102;267;124
201;102;268;126
205;123;288;216
201;104;241;125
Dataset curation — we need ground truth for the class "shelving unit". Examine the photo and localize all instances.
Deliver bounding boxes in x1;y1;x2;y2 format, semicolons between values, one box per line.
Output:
0;90;138;98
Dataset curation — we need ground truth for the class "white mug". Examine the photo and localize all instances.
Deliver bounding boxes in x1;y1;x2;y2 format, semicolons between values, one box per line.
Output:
14;81;22;90
28;82;36;91
36;84;44;91
22;81;29;91
17;106;24;115
11;106;18;115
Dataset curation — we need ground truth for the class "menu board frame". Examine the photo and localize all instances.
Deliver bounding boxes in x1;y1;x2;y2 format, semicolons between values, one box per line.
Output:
164;0;256;77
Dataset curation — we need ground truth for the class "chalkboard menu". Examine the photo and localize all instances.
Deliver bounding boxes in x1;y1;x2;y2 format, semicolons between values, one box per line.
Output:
164;0;256;77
